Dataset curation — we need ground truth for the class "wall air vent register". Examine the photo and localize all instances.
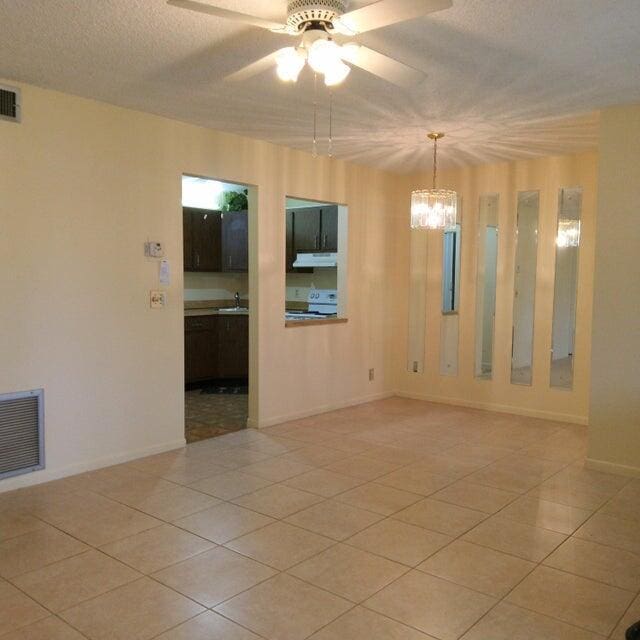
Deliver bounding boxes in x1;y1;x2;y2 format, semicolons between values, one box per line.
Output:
0;85;20;122
0;389;44;480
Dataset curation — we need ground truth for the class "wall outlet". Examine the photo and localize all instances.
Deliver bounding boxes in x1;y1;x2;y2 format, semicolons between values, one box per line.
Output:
144;241;164;258
150;290;166;308
368;368;375;381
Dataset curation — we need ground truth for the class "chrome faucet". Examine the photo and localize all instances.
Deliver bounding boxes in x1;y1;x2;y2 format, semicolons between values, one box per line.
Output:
234;291;241;309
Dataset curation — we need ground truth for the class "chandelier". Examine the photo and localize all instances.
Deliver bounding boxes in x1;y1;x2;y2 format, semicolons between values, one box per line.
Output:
276;36;356;87
410;133;457;230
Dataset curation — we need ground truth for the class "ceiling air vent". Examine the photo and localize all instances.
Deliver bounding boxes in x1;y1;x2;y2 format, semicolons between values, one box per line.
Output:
0;85;20;123
0;389;44;480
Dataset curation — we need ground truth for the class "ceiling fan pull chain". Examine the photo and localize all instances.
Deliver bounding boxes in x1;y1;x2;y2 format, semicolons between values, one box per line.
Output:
328;91;333;157
433;134;438;189
312;72;318;157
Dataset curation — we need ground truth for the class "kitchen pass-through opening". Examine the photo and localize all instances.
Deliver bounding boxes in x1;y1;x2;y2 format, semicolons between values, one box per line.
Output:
182;174;253;443
285;196;348;325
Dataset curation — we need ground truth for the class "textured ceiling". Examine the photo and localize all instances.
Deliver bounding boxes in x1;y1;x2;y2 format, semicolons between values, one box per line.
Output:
1;0;639;172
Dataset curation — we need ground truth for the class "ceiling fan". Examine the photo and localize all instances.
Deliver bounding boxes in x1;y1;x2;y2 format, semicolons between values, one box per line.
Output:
168;0;453;88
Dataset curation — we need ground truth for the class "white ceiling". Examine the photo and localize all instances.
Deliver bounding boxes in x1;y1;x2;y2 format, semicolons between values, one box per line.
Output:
1;0;639;173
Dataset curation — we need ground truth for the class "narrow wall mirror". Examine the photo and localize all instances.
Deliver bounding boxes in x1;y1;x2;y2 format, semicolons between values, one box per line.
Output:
511;191;539;385
474;194;499;379
550;187;582;389
440;222;461;375
407;228;428;373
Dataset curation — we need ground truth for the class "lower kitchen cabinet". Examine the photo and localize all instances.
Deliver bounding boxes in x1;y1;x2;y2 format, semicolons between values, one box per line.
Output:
184;314;248;384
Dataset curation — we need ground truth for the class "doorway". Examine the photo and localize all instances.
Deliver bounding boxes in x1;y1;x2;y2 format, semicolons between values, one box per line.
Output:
182;175;252;443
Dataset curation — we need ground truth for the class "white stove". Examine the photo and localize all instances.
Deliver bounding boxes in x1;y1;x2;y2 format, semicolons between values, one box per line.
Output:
285;289;338;321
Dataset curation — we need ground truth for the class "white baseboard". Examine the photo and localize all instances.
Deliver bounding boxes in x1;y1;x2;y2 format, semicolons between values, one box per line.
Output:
0;438;186;494
395;390;588;425
585;457;640;479
248;391;395;429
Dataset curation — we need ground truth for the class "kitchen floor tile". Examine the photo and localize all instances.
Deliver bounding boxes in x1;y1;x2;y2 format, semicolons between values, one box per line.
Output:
100;523;215;573
462;515;566;562
543;536;640;591
0;580;49;637
394;498;487;536
11;549;140;612
239;458;315;481
232;483;323;519
417;539;535;598
323;455;403;480
283;468;364;497
430;481;519;514
118;485;219;521
574;512;640;555
308;606;437;640
60;577;204;640
346;518;452;566
506;565;634;636
54;503;162;546
335;483;422;516
288;543;407;602
0;616;87;639
154;610;261;639
173;502;273;543
225;521;333;570
0;525;89;578
365;570;496;640
610;593;640;640
500;495;592;534
376;465;453;496
285;499;383;540
461;602;606;640
152;546;276;607
0;512;46;543
188;470;273;500
215;573;351;640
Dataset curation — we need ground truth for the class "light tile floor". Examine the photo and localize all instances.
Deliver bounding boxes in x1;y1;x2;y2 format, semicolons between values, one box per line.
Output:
0;398;638;639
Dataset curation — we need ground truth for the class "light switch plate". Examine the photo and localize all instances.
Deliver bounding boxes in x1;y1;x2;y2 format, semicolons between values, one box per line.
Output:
145;241;164;258
150;290;166;308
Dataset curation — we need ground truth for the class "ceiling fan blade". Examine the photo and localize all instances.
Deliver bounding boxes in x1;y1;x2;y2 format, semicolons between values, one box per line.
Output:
224;49;283;82
167;0;287;32
334;0;452;34
342;44;424;87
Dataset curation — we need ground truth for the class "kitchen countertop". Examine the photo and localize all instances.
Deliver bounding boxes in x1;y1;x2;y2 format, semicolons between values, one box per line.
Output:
185;299;249;316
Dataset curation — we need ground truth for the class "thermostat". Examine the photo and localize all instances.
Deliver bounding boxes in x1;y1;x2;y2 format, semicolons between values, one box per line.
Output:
144;241;164;258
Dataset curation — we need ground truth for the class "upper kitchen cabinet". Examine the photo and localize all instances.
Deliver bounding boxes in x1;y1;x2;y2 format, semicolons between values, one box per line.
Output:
183;207;248;273
221;210;249;272
285;205;339;271
183;207;222;272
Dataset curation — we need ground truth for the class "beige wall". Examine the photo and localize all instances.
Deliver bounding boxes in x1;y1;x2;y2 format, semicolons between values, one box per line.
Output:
393;152;598;424
587;104;640;477
0;81;399;490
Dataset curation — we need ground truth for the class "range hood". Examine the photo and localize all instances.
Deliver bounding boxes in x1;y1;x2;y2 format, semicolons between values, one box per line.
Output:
292;252;338;268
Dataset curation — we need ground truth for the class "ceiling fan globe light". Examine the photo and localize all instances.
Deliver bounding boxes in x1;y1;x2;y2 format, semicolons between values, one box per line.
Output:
324;60;351;86
276;47;306;81
308;38;341;74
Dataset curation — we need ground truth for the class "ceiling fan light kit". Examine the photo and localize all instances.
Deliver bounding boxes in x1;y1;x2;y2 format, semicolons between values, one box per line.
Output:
168;0;452;88
410;132;458;230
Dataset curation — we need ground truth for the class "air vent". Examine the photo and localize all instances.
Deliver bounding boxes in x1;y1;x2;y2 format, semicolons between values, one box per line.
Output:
0;85;20;123
0;389;44;480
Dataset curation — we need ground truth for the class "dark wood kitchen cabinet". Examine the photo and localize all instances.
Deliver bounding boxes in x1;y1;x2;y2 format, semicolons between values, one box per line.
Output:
221;210;249;272
285;205;338;272
183;207;248;273
218;315;249;378
184;315;219;382
184;314;248;384
183;207;222;272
